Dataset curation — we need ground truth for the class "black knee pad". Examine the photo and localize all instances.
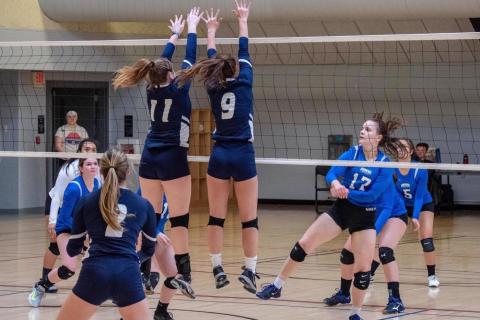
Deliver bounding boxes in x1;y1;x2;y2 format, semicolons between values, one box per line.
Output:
174;253;191;275
421;238;435;252
290;242;307;262
170;213;189;229
379;247;395;265
48;242;60;256
340;248;354;265
208;216;225;227
353;271;371;290
242;217;258;230
58;265;75;280
164;277;176;289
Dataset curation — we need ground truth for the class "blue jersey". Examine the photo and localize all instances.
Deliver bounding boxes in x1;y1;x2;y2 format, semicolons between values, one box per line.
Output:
395;166;433;220
326;145;393;207
56;176;100;233
207;37;254;143
374;177;407;233
145;33;197;149
67;188;157;262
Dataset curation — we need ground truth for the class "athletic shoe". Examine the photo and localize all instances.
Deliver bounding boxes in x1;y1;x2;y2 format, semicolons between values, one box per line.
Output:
256;283;282;300
428;275;440;287
349;314;363;320
323;289;351;306
238;268;259;294
142;273;154;295
213;265;230;289
171;277;195;299
154;310;174;320
383;295;405;314
28;283;45;308
45;283;58;294
150;272;160;291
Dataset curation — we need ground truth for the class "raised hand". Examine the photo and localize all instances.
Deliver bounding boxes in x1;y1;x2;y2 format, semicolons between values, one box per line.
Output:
168;14;185;36
203;8;222;33
233;0;251;21
187;6;204;31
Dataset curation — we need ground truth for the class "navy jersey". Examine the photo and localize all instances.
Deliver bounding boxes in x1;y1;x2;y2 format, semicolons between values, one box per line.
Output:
56;176;100;233
145;33;197;149
207;37;254;143
374;177;407;233
326;145;393;207
395;166;433;220
67;188;157;262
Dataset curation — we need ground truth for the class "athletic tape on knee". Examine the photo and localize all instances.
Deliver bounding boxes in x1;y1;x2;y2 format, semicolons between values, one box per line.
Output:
58;265;75;280
290;242;307;262
208;216;225;227
241;217;258;230
379;247;395;265
353;271;371;290
164;277;176;289
48;242;60;256
170;213;189;228
421;238;435;252
340;248;354;265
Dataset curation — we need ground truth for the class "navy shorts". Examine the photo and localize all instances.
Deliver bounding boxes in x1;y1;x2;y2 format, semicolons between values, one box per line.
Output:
73;256;145;307
326;199;376;234
139;146;190;181
207;142;257;181
406;202;435;218
389;214;409;226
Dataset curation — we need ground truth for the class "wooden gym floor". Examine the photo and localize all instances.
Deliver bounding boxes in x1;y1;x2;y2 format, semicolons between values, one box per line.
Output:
0;204;479;319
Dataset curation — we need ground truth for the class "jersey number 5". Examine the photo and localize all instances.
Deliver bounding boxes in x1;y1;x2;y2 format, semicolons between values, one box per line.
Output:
221;92;235;120
150;99;172;123
105;204;127;238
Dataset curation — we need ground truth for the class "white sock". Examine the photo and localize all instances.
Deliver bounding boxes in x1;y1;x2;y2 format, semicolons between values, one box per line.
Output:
210;253;222;268
350;307;362;317
244;256;257;273
273;277;284;289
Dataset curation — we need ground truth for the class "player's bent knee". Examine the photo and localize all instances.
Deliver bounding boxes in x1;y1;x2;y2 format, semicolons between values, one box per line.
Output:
340;248;354;265
421;238;435;252
48;242;60;256
290;242;307;262
379;246;395;264
353;271;371;290
170;213;189;229
241;218;258;230
208;216;225;228
58;265;75;280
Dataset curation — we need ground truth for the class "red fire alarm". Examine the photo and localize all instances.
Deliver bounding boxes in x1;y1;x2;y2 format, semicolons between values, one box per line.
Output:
35;136;41;144
32;71;45;87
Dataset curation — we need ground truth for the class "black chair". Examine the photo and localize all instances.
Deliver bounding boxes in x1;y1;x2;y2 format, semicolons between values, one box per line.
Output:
315;165;331;214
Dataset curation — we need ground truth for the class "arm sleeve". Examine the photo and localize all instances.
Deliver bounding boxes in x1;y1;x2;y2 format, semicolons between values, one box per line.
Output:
237;37;253;85
181;33;197;70
326;148;355;185
66;197;87;257
161;42;176;61
138;202;157;259
49;166;72;224
412;170;428;220
348;167;394;203
207;48;217;58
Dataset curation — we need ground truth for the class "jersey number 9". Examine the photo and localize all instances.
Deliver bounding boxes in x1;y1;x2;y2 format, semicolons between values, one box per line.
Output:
221;92;235;120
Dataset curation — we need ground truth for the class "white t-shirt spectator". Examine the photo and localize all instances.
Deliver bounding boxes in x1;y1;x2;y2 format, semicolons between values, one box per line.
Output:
55;124;89;153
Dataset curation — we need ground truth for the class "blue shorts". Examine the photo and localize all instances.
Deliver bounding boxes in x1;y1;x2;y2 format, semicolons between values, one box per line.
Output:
207;142;257;181
73;256;145;307
139;146;190;181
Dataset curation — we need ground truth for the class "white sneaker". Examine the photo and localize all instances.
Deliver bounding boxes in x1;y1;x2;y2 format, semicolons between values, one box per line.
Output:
428;275;440;288
28;284;45;308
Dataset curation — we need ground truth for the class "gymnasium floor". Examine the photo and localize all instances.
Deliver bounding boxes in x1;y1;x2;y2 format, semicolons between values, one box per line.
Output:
0;204;479;320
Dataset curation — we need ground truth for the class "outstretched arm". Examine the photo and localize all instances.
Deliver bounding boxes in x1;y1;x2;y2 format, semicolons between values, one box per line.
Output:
233;1;253;82
182;7;203;70
233;0;251;38
161;14;185;60
203;8;222;58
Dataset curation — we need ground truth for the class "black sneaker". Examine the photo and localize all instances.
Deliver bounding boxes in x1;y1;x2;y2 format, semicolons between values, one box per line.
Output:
142;273;154;295
213;266;230;289
323;289;351;306
154;309;174;320
150;272;160;291
238;268;259;294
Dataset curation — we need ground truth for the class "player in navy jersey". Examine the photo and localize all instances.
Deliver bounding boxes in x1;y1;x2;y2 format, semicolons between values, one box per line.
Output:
256;113;405;320
324;177;409;314
29;157;100;307
38;139;98;295
112;8;204;286
50;150;157;319
395;138;439;287
177;1;258;294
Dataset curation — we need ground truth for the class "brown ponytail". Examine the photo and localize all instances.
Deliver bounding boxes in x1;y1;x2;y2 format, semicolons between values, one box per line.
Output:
370;112;406;160
112;58;174;90
99;149;129;230
177;54;236;89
